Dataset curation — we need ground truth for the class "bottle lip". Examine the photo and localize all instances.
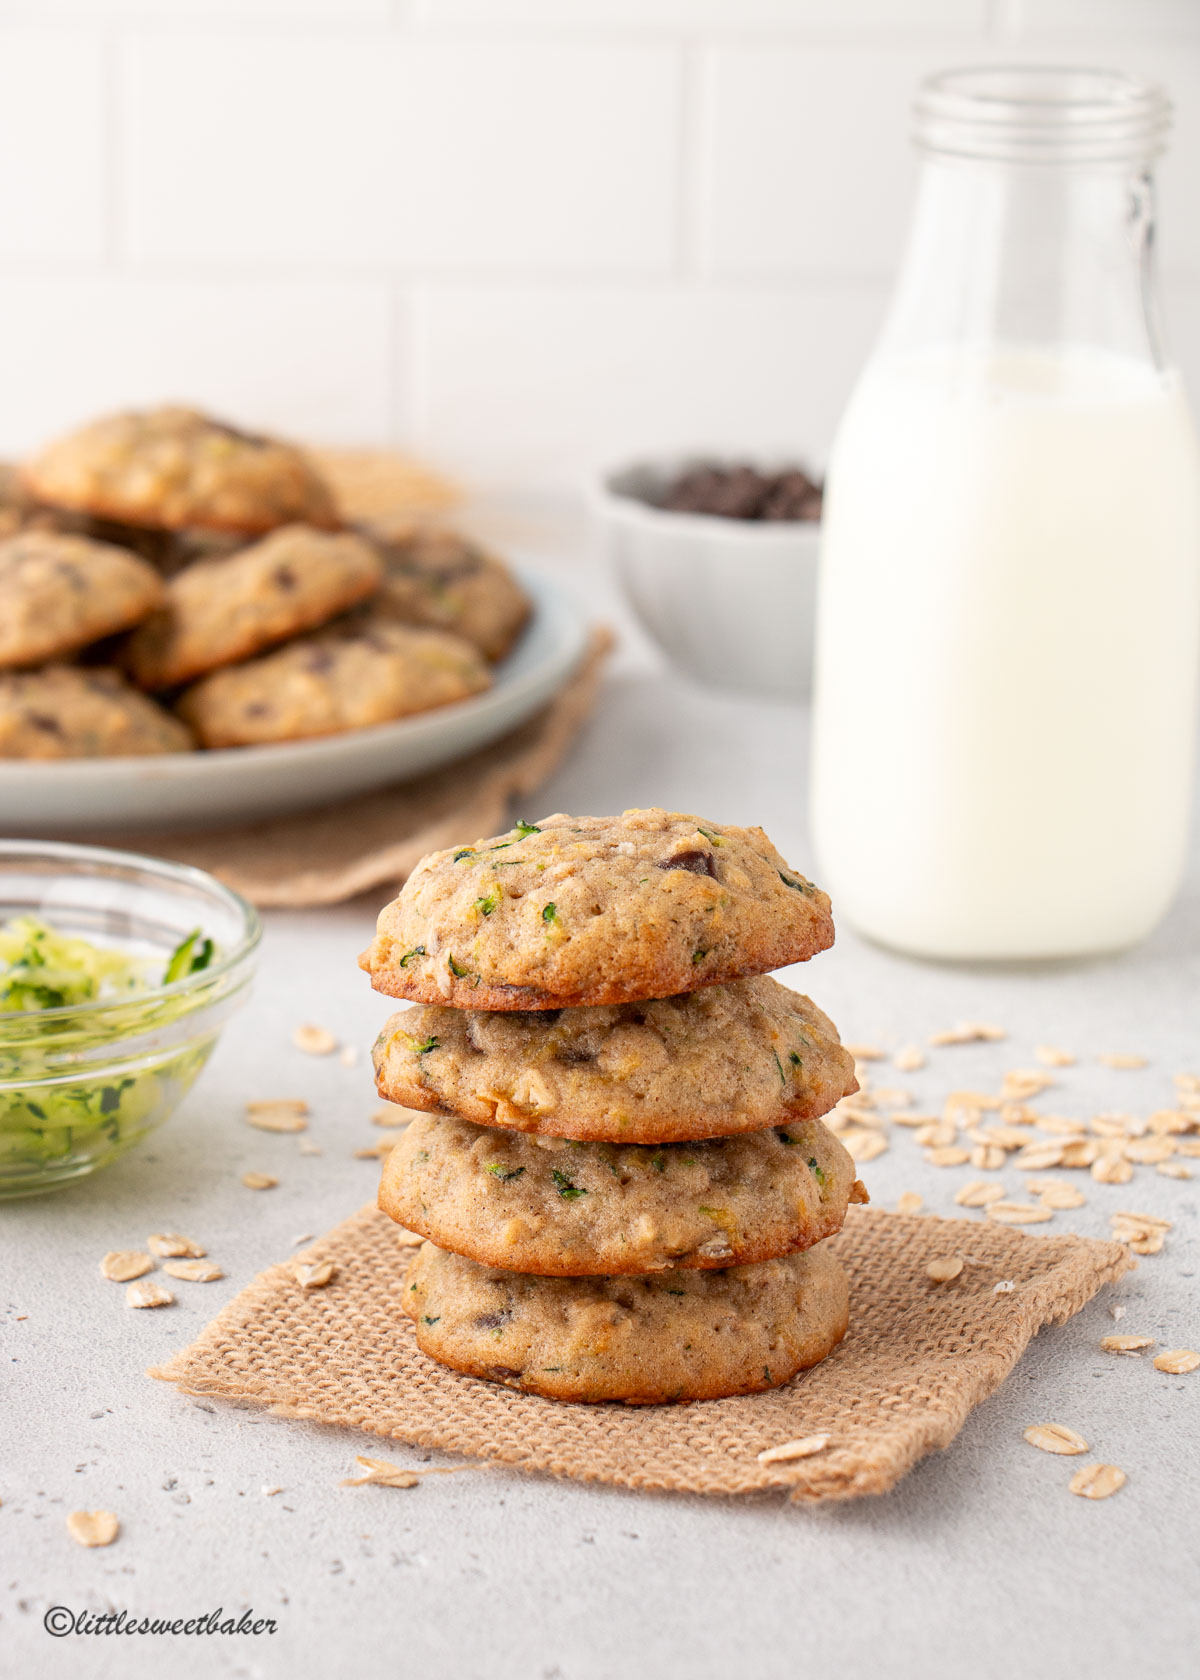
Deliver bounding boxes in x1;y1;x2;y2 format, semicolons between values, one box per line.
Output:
914;66;1172;165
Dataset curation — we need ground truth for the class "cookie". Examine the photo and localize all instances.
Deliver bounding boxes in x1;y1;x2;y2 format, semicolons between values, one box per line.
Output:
22;407;340;535
0;666;193;758
380;1111;865;1275
0;532;165;669
402;1239;849;1403
360;810;833;1010
176;618;492;748
122;526;383;689
373;978;857;1142
20;504;246;577
368;524;530;661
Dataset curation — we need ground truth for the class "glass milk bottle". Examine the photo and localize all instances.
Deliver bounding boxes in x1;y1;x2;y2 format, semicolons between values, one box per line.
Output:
810;68;1200;960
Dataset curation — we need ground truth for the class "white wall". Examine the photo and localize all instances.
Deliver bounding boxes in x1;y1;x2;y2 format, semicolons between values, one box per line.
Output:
0;0;1196;489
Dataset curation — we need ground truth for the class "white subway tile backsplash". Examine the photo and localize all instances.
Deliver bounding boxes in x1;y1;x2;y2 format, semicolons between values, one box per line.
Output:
417;1;986;29
0;276;393;456
0;31;106;261
413;283;886;487
123;33;680;272
698;43;962;278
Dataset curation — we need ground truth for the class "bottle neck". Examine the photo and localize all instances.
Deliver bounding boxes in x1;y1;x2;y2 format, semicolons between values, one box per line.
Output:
879;153;1165;371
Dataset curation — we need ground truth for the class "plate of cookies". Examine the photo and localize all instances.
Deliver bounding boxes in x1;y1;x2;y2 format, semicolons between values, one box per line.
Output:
0;407;590;830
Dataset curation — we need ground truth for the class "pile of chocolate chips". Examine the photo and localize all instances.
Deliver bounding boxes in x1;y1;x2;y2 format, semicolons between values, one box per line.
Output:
657;462;822;522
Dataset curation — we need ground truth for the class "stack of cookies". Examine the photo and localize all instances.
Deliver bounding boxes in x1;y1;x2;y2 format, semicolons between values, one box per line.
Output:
0;406;529;759
361;808;866;1406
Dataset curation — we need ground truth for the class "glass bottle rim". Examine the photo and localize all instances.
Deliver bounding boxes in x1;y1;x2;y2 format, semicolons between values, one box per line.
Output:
914;66;1171;165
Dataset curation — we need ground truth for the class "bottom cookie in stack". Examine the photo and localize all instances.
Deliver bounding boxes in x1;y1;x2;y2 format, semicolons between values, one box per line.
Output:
381;1114;864;1403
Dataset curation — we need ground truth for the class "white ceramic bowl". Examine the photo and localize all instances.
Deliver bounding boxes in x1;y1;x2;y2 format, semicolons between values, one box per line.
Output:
592;459;821;701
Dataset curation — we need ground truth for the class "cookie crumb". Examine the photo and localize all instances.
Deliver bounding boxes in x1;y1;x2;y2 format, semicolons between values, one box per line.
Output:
993;1280;1015;1293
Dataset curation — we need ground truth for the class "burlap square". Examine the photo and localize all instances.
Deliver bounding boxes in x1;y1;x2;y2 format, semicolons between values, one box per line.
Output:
150;1204;1132;1503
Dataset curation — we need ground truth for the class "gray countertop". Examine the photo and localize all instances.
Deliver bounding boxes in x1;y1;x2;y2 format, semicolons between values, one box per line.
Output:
3;505;1198;1680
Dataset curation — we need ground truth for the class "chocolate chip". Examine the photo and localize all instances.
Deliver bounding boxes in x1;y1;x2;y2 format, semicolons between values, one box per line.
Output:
655;461;822;523
475;1310;512;1330
554;1047;595;1065
657;850;717;877
28;711;63;736
273;565;297;591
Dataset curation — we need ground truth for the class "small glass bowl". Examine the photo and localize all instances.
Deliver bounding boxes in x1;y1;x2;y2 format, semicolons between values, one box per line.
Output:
0;840;260;1199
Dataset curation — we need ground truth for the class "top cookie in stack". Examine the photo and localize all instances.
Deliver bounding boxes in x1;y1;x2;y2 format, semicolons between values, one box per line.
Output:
361;808;864;1405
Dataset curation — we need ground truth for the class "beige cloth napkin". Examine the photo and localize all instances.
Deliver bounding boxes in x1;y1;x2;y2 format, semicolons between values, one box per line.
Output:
151;1203;1132;1503
77;627;613;908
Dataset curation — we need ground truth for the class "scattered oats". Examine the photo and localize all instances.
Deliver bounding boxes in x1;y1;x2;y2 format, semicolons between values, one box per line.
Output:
1060;1139;1100;1168
970;1144;1007;1171
925;1257;964;1283
915;1121;958;1148
291;1233;314;1246
1153;1349;1199;1375
125;1278;174;1308
245;1099;309;1133
340;1455;471;1489
298;1140;323;1155
1035;1115;1088;1137
893;1044;925;1072
895;1192;923;1216
891;1111;941;1128
844;1044;885;1061
946;1090;1002;1116
99;1251;154;1283
1029;1181;1086;1210
1035;1046;1076;1068
1111;1304;1127;1321
955;1181;1006;1208
1110;1213;1167;1255
242;1172;278;1190
929;1022;1006;1045
925;1146;971;1167
979;1125;1036;1150
1112;1209;1171;1233
354;1140;398;1159
338;1045;359;1068
871;1086;912;1109
1176;1072;1200;1093
1090;1114;1134;1139
993;1279;1015;1293
1091;1154;1133;1185
261;1485;283;1497
987;1201;1053;1225
1146;1109;1194;1135
293;1023;337;1056
1069;1463;1126;1500
833;1102;883;1128
147;1233;204;1259
1001;1103;1040;1126
1098;1053;1147;1070
66;1510;119;1547
1003;1071;1055;1101
294;1261;337;1289
372;1104;420;1128
1174;1138;1200;1158
1024;1423;1088;1456
1011;1142;1066;1171
1122;1137;1175;1165
162;1260;223;1283
842;1130;889;1163
1100;1335;1155;1354
1157;1161;1192;1180
756;1434;831;1465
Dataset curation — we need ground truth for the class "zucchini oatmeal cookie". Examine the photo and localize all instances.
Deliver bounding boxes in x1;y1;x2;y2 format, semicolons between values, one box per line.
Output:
0;531;164;669
367;524;531;661
0;666;193;758
372;978;857;1141
122;526;383;689
402;1239;850;1403
380;1111;865;1275
177;618;491;748
361;810;833;1010
23;406;339;535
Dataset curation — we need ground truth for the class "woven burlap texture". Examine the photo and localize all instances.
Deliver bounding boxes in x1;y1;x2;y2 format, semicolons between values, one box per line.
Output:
151;1203;1132;1503
73;627;612;908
